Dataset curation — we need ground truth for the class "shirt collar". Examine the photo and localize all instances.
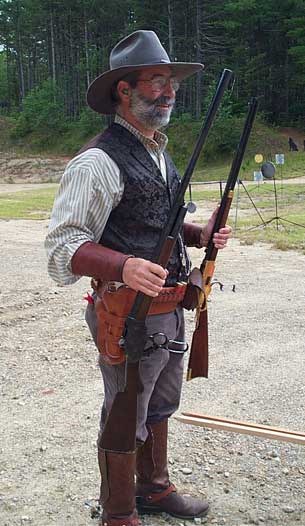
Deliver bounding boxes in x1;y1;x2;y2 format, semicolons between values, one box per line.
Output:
115;114;168;155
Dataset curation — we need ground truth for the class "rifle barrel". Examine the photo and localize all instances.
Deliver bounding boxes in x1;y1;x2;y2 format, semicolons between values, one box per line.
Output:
188;97;258;381
204;97;258;263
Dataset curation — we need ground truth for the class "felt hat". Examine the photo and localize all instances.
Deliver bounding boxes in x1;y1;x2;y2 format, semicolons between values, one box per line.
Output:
87;30;204;114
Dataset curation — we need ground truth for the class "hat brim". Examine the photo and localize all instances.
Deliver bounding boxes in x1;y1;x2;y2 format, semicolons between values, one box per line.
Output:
87;62;204;115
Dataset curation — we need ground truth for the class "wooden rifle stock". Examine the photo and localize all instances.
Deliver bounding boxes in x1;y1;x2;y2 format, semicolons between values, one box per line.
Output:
99;69;234;453
187;97;258;382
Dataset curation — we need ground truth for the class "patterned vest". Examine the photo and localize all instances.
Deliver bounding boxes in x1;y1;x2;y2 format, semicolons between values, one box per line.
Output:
88;123;189;285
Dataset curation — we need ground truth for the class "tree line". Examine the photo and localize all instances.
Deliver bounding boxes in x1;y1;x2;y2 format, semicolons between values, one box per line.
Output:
0;0;304;135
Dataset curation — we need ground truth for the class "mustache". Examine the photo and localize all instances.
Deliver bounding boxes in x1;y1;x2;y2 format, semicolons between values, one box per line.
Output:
138;93;175;108
154;95;175;107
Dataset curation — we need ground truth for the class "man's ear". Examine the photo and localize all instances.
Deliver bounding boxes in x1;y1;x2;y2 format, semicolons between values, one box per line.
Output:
117;80;130;99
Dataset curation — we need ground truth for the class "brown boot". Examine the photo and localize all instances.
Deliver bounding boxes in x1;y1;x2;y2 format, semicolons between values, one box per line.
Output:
136;420;209;519
98;448;141;526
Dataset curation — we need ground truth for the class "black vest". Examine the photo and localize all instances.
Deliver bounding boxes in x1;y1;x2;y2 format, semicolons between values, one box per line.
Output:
90;124;189;285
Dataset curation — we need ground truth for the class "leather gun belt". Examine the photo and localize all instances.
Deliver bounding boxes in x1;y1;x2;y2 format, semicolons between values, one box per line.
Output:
92;280;186;365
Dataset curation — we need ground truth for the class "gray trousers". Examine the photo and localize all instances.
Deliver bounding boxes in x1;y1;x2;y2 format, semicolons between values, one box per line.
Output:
85;302;185;443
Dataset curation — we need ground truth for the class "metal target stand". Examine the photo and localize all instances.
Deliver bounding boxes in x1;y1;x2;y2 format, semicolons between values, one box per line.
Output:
234;161;305;232
234;176;267;231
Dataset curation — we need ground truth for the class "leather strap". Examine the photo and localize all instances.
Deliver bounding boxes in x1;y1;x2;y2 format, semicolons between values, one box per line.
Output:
93;280;186;310
140;483;176;504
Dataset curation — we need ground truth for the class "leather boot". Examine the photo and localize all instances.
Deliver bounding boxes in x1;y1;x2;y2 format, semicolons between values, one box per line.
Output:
136;419;209;519
98;448;141;526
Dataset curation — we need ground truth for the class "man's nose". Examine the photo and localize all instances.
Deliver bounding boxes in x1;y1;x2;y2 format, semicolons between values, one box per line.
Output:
163;80;175;98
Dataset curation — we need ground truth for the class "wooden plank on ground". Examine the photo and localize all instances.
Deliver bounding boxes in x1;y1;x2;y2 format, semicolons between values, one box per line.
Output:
175;412;305;445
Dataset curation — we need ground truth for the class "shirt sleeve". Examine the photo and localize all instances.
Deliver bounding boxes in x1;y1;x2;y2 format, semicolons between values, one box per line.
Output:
45;148;123;286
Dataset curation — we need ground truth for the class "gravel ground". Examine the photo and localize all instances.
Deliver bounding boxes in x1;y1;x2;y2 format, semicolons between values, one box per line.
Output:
1;216;305;526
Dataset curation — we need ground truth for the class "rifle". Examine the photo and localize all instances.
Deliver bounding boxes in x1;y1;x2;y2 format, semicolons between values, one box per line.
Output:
99;68;233;454
185;97;258;382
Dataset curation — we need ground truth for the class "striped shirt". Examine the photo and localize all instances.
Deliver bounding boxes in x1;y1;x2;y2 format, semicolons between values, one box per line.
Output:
45;115;169;286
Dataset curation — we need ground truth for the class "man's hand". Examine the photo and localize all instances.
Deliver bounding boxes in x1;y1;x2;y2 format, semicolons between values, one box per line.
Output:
122;258;167;297
200;207;232;249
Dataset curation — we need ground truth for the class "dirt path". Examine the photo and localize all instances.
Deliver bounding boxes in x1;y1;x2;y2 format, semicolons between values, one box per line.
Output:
1;219;305;526
0;183;59;194
1;173;304;198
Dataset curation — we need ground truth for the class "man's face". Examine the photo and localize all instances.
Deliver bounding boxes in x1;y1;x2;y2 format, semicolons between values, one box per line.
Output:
129;66;178;130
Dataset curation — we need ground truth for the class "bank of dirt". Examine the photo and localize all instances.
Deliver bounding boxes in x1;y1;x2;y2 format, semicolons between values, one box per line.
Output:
0;154;69;184
1;218;304;526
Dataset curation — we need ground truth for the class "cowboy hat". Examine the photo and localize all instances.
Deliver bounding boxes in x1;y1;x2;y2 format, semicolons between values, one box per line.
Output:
87;30;204;115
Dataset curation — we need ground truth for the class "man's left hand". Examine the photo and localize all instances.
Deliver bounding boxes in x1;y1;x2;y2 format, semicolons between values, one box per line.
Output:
200;207;232;249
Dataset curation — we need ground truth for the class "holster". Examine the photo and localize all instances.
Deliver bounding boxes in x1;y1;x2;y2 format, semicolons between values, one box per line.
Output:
180;267;203;311
93;280;187;365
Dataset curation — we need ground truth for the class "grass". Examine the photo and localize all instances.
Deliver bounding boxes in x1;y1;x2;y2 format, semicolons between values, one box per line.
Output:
1;181;304;254
237;214;305;253
191;182;305;254
2;114;304;181
0;187;58;220
230;183;305;254
190;182;305;204
1;109;305;253
190;151;305;183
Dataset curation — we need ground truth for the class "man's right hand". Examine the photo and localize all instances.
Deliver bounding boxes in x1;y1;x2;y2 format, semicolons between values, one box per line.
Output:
122;257;167;297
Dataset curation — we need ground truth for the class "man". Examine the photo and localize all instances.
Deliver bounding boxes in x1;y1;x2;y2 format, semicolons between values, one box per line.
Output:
45;30;231;526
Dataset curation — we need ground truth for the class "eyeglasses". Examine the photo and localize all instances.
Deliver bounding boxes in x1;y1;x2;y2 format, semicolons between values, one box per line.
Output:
137;76;180;92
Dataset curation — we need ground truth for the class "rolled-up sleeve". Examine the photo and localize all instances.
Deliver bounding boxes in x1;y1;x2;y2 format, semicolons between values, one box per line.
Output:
45;148;123;285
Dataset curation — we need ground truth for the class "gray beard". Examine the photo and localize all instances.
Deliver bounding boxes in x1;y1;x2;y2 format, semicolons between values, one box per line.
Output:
130;90;174;129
